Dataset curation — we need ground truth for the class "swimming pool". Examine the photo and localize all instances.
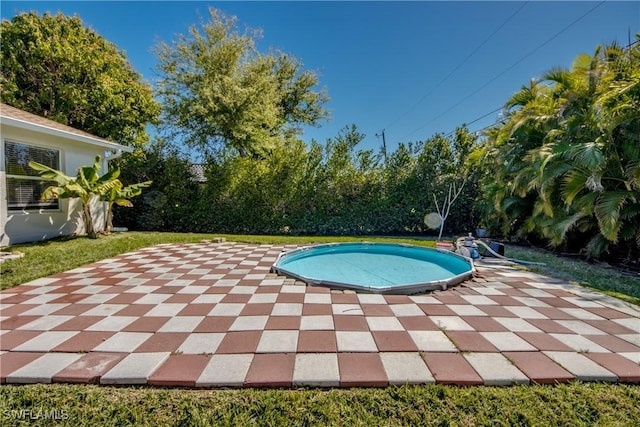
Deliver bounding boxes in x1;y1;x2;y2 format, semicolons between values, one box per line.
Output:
271;242;474;294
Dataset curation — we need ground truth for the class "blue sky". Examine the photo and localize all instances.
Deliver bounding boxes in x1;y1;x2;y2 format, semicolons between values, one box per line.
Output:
2;1;639;154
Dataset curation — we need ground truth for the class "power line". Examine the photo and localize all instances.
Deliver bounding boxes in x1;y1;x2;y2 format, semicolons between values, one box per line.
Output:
383;2;529;132
443;106;503;138
400;0;606;142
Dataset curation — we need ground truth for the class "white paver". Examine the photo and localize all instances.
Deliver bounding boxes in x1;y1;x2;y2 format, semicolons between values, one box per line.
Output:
430;316;474;331
544;352;617;382
177;333;225;354
209;303;246;316
448;305;487;316
366;316;405;331
461;295;498;305
158;316;205;333
196;354;254;387
494;317;542;333
556;320;608;335
300;315;334;330
101;352;170;384
229;316;269;331
380;352;435;385
145;303;188;317
332;304;364;316
257;330;299;353
192;294;225;303
408;331;457;352
389;304;425;317
20;304;70;316
559;308;604;320
86;316;138;332
6;353;82;383
464;353;529;385
480;332;537;351
17;315;74;331
504;306;548;319
336;331;378;352
304;294;332;304
293;353;340;387
13;331;78;352
248;293;278;304
549;334;610;353
271;303;303;316
93;332;153;352
358;294;388;304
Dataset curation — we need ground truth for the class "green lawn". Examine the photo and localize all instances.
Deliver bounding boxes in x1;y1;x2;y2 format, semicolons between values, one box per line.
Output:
2;232;639;425
1;383;639;426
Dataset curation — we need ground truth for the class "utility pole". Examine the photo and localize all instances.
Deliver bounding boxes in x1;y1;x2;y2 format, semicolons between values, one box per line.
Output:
375;129;387;165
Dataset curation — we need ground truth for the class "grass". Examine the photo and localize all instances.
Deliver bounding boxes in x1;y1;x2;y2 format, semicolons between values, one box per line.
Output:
1;383;639;426
504;244;640;306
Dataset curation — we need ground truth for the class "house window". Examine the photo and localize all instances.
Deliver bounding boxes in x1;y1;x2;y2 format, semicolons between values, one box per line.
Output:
4;141;60;210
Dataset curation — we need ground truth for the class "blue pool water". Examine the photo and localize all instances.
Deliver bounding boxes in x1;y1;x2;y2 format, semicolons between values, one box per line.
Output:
272;242;474;294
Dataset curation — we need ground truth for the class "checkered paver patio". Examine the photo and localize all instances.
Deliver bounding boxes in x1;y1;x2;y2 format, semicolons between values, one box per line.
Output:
1;242;639;387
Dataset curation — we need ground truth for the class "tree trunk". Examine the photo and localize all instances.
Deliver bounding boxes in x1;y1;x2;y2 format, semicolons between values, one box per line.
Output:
82;203;97;239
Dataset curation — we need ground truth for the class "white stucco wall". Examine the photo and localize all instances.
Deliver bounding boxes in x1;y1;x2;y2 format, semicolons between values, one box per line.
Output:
1;123;110;247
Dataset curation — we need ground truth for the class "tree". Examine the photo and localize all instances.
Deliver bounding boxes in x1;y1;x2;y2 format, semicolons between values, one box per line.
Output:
29;156;150;238
102;180;152;233
1;12;160;147
155;8;329;158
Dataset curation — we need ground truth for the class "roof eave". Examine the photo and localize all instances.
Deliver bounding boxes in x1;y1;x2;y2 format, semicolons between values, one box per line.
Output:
0;115;133;153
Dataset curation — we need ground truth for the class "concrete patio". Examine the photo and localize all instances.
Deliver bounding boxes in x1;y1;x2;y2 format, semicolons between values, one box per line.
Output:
1;242;638;387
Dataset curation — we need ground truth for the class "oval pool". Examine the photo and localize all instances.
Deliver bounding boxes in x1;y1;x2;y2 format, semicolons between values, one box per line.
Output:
271;242;474;294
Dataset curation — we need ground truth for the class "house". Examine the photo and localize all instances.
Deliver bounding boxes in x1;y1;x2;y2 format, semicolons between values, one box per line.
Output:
0;103;132;246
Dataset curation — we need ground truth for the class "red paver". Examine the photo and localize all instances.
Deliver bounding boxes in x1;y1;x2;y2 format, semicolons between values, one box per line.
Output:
164;294;198;304
532;307;578;320
177;304;217;316
446;331;499;352
526;319;575;334
221;294;252;304
50;304;99;316
384;295;413;304
422;352;483;385
53;331;115;352
516;332;576;351
277;293;305;303
0;304;39;317
104;293;145;304
584;320;638;335
0;330;42;350
0;315;41;329
297;331;337;352
216;331;262;354
585;353;640;382
330;293;359;304
53;352;125;383
419;304;456;316
134;332;189;352
244;353;295;387
361;304;395;316
115;304;156;317
0;352;43;383
148;354;211;387
302;304;334;315
49;293;91;304
51;316;105;331
265;316;301;330
434;294;469;305
478;305;519;318
240;303;275;316
193;316;236;332
537;297;579;309
584;335;640;353
333;315;369;331
338;353;388;387
459;316;509;332
372;331;418;352
585;307;634;319
122;317;170;332
504;352;574;384
489;296;525;306
398;316;439;331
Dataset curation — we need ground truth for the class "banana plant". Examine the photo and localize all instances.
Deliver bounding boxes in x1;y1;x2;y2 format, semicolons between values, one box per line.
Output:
102;179;152;233
29;156;133;238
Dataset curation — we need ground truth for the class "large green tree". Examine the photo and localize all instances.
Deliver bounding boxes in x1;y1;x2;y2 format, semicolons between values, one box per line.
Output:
480;38;640;259
155;8;329;158
1;12;159;146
